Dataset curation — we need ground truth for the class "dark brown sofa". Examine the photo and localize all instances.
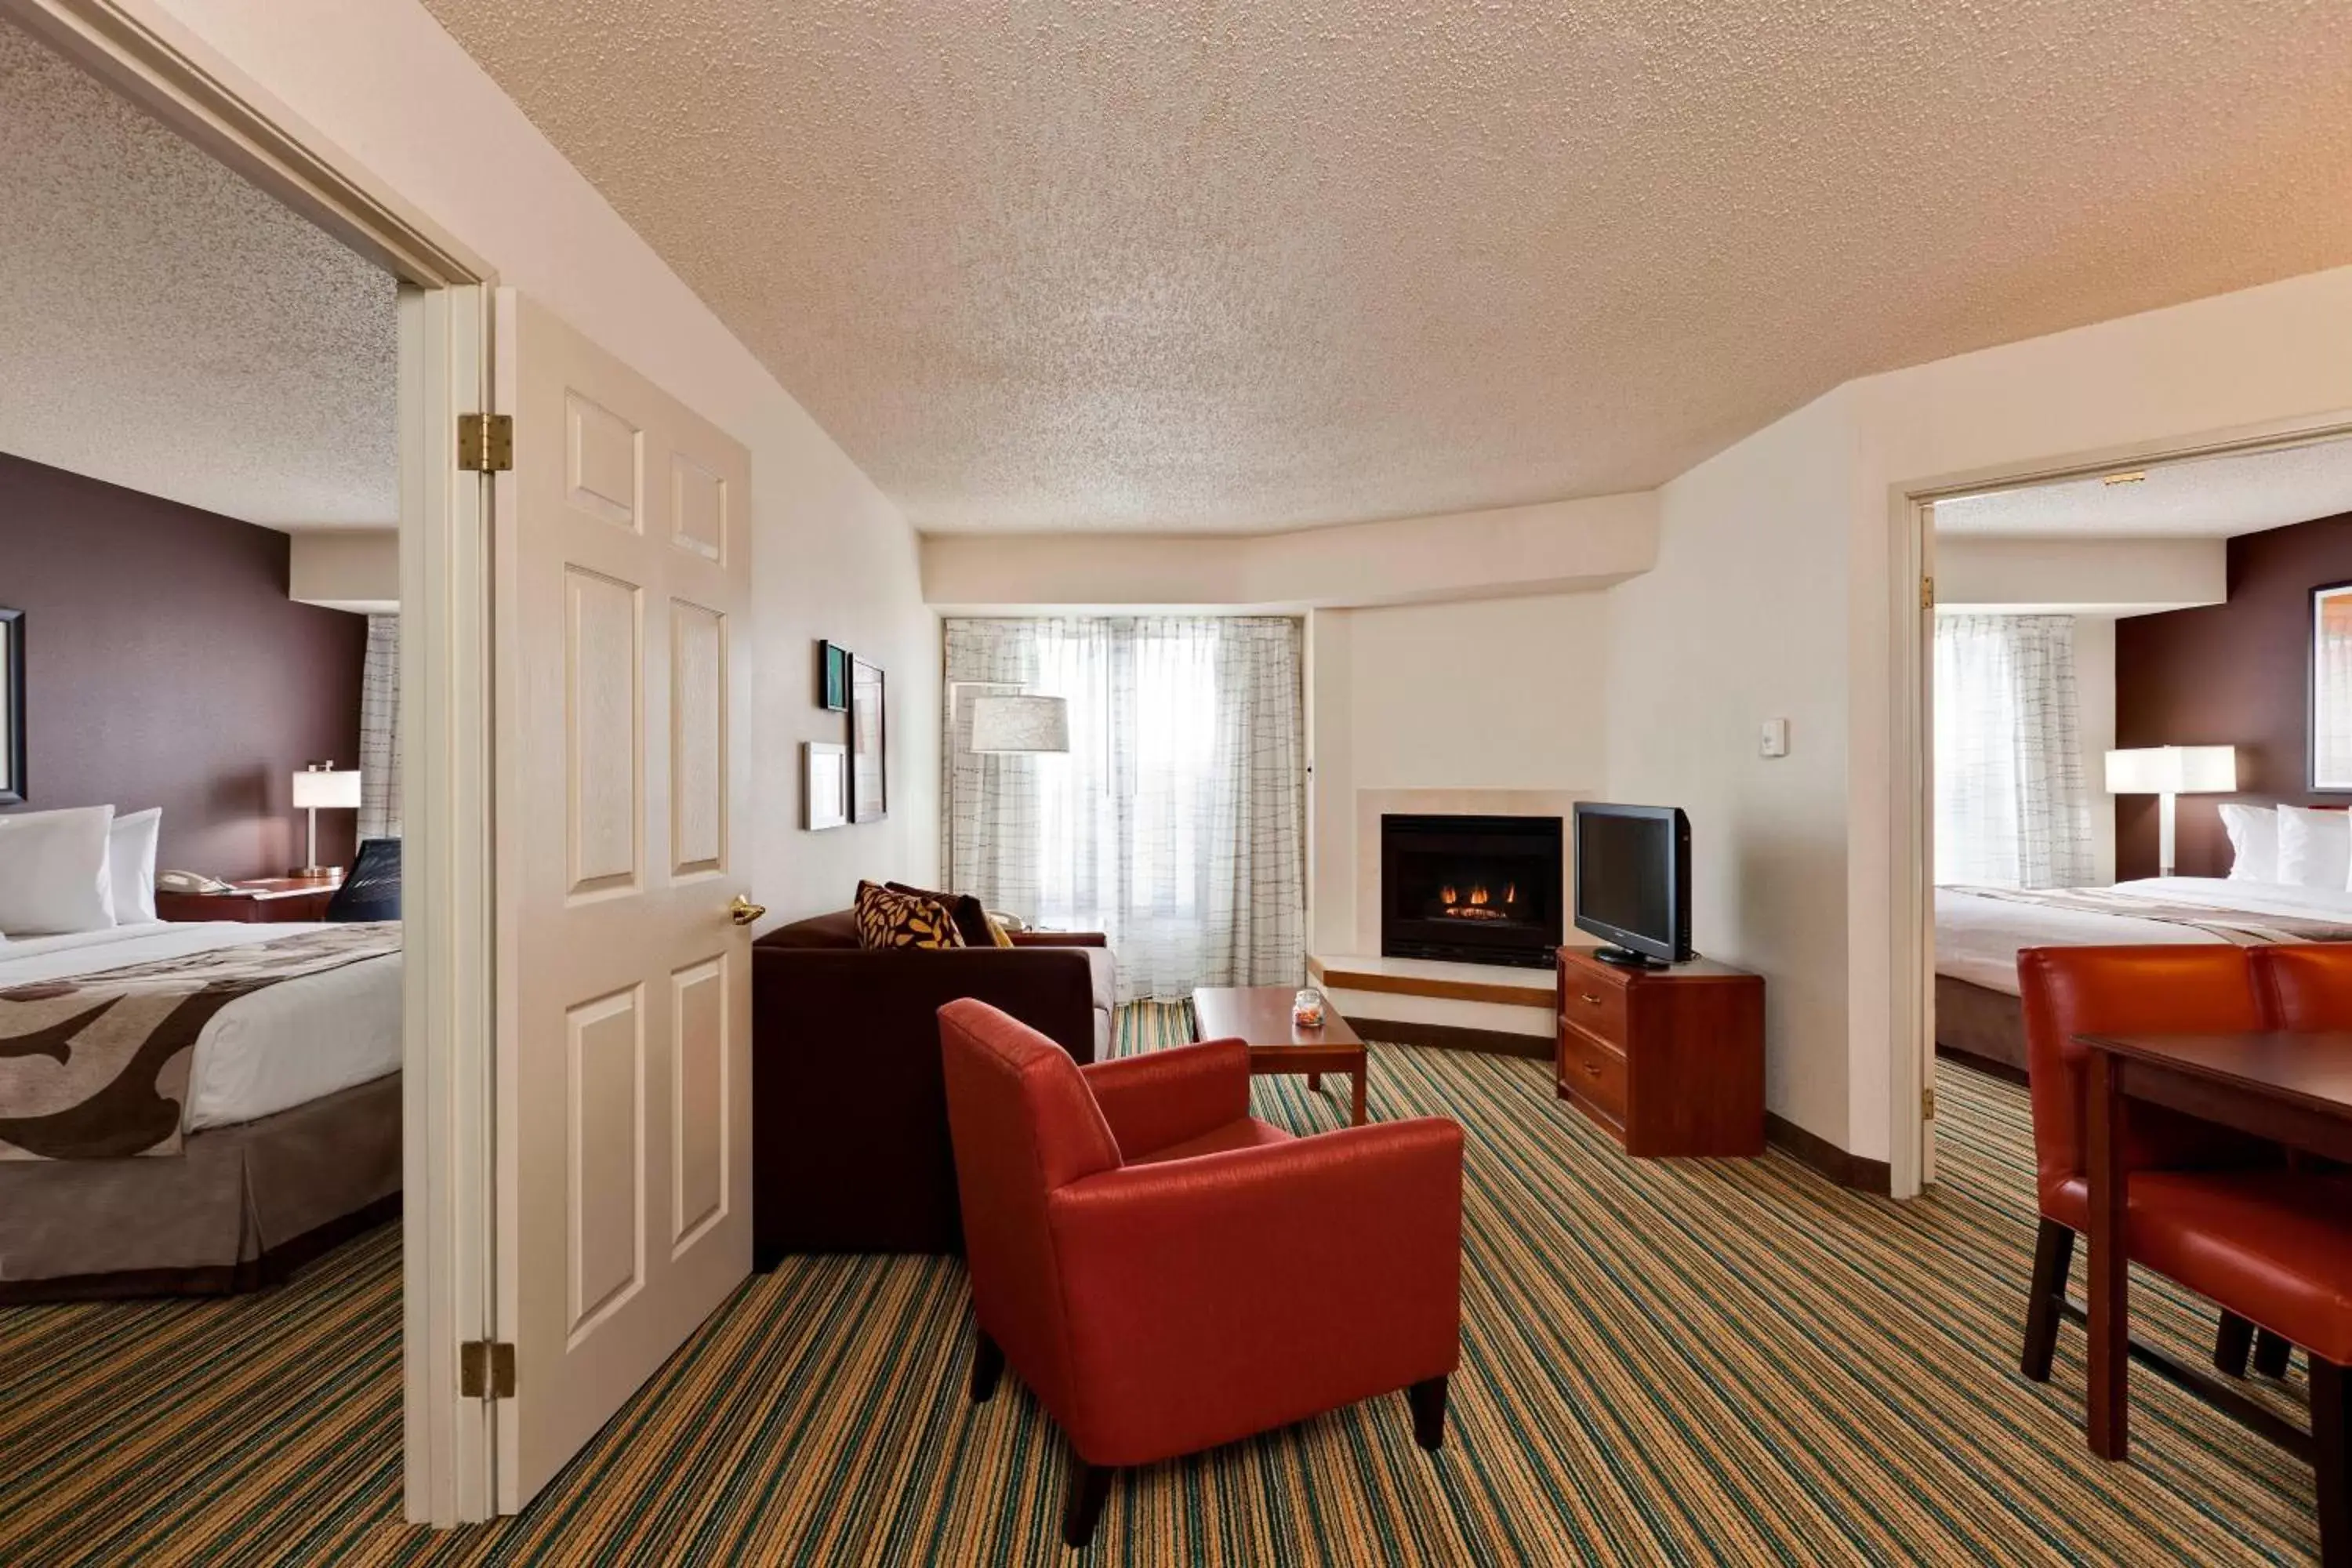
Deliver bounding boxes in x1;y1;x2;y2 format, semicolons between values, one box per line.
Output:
752;909;1115;1261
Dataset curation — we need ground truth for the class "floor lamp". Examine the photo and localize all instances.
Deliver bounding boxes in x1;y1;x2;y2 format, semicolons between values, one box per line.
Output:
2104;745;2236;877
952;688;1069;915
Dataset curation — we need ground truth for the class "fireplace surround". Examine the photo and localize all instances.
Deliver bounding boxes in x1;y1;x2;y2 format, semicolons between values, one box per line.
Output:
1380;814;1563;968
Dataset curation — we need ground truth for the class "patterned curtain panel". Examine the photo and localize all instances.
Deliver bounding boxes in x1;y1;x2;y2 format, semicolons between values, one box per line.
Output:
357;615;401;841
944;616;1306;1001
1933;614;2091;888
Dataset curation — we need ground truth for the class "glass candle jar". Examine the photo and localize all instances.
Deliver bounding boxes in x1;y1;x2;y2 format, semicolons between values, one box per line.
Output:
1292;987;1327;1029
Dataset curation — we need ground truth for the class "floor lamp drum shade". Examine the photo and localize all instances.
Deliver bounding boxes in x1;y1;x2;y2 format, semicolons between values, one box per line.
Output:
967;694;1070;754
2104;745;2236;877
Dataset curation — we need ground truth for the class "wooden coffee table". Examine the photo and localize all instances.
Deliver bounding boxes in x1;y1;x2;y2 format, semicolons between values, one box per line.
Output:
1191;985;1368;1125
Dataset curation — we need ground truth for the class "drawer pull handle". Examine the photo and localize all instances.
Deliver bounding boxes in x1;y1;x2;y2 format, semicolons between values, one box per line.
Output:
1583;1062;1601;1077
1580;993;1601;1006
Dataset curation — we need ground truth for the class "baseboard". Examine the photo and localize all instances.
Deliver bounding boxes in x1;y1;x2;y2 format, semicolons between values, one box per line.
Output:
1765;1112;1893;1195
1935;1043;2028;1087
1344;1015;1552;1062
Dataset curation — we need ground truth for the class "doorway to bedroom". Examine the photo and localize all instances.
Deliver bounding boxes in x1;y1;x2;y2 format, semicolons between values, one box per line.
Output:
0;8;415;1542
1926;436;2352;1087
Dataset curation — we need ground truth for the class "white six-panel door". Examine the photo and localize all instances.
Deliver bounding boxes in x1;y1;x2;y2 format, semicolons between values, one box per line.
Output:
492;291;754;1506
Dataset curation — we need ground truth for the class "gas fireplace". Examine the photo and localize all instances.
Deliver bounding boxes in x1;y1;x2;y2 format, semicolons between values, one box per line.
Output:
1380;814;1563;968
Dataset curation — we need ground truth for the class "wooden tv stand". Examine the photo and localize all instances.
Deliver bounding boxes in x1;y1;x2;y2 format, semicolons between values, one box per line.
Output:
1555;946;1765;1157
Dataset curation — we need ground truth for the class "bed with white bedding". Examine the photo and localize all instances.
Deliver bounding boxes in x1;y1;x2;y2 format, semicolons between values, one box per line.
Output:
0;920;402;1133
0;920;403;1300
1935;875;2352;1073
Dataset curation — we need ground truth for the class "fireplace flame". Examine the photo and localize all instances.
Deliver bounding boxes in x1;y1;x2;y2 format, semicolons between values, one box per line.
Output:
1438;881;1514;922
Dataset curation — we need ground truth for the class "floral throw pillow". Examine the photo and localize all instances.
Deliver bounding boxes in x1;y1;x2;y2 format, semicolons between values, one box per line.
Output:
853;880;967;950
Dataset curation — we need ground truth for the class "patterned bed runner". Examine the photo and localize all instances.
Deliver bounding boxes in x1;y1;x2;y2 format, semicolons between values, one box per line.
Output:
0;923;401;1160
1948;884;2352;946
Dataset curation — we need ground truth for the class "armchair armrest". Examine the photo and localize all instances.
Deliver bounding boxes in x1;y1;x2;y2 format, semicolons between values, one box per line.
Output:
1044;1119;1464;1464
1079;1039;1250;1158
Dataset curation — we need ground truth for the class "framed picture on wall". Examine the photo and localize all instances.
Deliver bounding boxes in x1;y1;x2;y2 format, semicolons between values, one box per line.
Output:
0;608;22;806
803;740;848;829
850;655;887;822
817;640;851;713
2314;582;2352;790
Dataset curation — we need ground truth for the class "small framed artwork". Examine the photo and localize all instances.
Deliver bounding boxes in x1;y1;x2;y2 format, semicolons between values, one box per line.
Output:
2315;581;2352;790
0;608;22;806
850;655;887;822
817;640;851;713
803;741;848;830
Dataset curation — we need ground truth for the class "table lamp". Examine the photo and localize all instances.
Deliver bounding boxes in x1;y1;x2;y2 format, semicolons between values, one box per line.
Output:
292;760;362;880
2104;746;2236;877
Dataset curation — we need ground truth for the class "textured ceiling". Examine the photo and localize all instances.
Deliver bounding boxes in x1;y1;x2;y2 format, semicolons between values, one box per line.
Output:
1936;438;2352;540
421;0;2352;535
0;20;395;530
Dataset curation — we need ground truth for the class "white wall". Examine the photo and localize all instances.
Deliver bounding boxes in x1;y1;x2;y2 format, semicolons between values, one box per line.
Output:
151;0;940;921
1345;595;1610;788
1606;389;1859;1149
290;527;399;614
924;492;1657;612
1935;535;2225;615
1610;263;2352;1166
1308;592;1610;956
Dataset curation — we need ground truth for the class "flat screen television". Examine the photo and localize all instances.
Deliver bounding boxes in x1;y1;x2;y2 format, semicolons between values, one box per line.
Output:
1571;802;1692;967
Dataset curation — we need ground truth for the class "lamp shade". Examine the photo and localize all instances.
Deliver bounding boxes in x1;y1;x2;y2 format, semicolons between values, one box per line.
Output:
967;694;1069;754
292;768;363;810
2103;746;2236;797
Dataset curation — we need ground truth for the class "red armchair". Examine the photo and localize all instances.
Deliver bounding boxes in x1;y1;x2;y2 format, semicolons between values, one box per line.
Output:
938;998;1464;1547
2016;946;2352;1562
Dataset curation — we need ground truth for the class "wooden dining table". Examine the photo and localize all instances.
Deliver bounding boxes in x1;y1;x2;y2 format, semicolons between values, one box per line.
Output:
2074;1029;2352;1461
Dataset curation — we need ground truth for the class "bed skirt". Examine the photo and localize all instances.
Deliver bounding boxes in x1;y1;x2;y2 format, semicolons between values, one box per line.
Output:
0;1073;400;1304
1935;976;2027;1078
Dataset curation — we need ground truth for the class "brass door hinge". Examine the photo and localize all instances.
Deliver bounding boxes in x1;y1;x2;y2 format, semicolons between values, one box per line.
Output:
459;1340;516;1399
458;412;513;472
1922;1086;1938;1120
1920;575;1936;611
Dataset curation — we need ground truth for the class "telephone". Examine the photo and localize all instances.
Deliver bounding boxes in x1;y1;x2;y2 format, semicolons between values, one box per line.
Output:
157;870;235;895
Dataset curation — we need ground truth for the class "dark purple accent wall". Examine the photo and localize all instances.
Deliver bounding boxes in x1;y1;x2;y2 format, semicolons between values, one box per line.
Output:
0;452;366;881
2114;510;2352;880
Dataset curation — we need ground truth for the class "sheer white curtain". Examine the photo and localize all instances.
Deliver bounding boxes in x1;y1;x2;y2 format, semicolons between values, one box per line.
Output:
1934;614;2091;887
357;615;401;840
944;617;1305;1000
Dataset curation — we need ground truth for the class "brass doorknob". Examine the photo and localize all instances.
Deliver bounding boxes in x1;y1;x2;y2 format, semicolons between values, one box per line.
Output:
728;894;767;927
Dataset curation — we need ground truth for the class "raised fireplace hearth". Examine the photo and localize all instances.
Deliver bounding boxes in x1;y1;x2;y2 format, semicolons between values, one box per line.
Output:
1380;813;1563;969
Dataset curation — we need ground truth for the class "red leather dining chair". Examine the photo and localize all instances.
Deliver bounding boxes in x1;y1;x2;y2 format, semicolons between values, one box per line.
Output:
2242;945;2352;1379
2018;946;2351;1563
938;998;1465;1548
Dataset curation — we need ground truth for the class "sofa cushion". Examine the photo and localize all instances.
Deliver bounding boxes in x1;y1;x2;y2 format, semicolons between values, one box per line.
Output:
855;881;967;949
885;882;1000;949
1083;947;1116;1015
757;908;861;949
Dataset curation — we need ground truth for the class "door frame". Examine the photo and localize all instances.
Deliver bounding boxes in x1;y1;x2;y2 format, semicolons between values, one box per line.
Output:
5;0;503;1525
1884;414;2352;1200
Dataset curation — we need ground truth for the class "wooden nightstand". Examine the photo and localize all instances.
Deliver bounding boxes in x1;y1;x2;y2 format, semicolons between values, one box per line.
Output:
154;877;341;924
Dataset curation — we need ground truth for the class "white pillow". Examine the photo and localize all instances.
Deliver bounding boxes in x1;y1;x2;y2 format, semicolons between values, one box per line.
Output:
2276;804;2351;890
109;807;162;925
0;805;118;934
2219;802;2281;884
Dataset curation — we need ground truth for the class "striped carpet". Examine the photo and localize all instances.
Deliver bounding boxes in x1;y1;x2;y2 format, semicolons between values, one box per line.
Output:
0;1010;2324;1565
